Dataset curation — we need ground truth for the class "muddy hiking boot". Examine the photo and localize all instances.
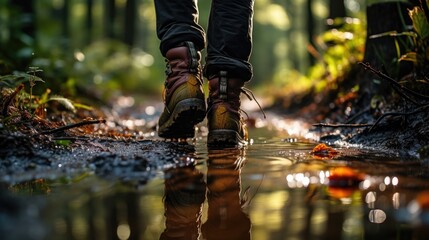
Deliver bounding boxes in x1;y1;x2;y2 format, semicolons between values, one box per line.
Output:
158;42;206;139
206;71;252;147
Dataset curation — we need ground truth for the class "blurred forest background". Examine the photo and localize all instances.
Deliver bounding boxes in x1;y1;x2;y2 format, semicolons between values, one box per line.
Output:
0;0;369;104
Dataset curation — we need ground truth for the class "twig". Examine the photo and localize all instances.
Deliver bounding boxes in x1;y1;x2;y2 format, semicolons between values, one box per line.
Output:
39;119;106;135
52;136;91;141
369;104;429;132
391;83;422;106
359;62;429;102
315;104;429;130
346;106;370;123
362;62;421;106
313;123;373;128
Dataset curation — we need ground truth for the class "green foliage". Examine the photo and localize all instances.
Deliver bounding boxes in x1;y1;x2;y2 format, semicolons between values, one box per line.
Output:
0;71;44;88
1;0;370;101
410;5;429;39
1;1;163;101
54;139;71;147
28;39;161;101
73;40;160;96
0;3;35;73
0;70;90;117
308;17;366;92
399;4;429;76
266;16;366;100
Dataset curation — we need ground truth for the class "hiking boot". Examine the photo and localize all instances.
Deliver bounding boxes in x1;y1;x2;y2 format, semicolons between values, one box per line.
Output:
158;42;206;139
207;71;248;147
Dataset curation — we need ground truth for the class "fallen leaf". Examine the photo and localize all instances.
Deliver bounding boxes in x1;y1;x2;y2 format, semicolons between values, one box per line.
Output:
311;143;339;159
417;190;429;209
328;187;356;199
328;166;365;188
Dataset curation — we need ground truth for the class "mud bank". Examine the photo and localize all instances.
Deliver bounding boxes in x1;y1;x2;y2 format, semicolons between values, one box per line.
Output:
0;134;196;184
317;112;429;159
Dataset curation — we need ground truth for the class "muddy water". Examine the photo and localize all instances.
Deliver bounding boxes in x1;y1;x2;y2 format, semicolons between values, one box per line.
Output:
2;126;429;240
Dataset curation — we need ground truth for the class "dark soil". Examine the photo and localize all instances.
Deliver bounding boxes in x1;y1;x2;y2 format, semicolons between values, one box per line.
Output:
270;64;429;158
0;132;196;184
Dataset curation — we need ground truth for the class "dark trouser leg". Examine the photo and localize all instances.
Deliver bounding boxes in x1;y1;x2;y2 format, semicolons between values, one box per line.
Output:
154;0;206;56
204;0;254;81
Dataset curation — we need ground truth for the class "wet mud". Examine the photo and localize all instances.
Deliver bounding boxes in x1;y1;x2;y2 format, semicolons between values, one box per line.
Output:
1;135;195;184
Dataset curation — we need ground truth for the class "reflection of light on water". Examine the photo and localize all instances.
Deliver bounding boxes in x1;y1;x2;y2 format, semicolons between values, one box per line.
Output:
117;223;131;240
383;176;399;187
392;177;399;186
384;176;391;185
366;191;376;203
369;209;386;223
119;119;146;130
286;171;329;189
319;171;326;184
145;106;156;116
269;117;317;140
360;176;399;190
251;191;288;237
361;175;404;224
254;118;267;128
360;179;371;190
407;200;422;216
117;96;135;108
393;192;400;209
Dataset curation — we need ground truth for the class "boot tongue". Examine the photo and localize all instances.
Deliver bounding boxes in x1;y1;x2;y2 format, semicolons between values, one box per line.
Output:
165;42;201;74
165;46;189;62
164;42;202;89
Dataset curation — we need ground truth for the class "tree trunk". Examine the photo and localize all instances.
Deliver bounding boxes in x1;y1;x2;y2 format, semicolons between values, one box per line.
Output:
356;1;414;110
307;0;315;65
124;0;137;47
86;0;94;44
328;0;346;20
61;0;70;40
363;1;414;78
10;0;35;38
105;0;116;39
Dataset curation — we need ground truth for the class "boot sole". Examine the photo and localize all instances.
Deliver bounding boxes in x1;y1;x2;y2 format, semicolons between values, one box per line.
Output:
207;129;247;148
158;98;206;139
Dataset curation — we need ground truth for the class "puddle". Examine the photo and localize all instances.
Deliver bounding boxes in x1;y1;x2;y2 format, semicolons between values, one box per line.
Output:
2;127;429;240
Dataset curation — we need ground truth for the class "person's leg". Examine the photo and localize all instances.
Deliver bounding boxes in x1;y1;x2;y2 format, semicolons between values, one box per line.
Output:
155;0;205;56
205;0;255;147
204;0;254;80
155;0;207;139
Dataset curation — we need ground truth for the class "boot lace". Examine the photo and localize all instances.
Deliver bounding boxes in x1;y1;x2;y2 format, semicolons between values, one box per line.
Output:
241;87;266;119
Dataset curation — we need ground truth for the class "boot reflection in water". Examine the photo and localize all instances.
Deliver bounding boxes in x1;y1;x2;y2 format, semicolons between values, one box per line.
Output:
160;166;206;240
202;149;251;240
161;149;251;240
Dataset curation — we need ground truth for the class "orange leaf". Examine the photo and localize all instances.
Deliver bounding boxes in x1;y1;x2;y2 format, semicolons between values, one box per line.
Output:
328;187;356;199
328;166;364;187
311;143;339;159
417;191;429;209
